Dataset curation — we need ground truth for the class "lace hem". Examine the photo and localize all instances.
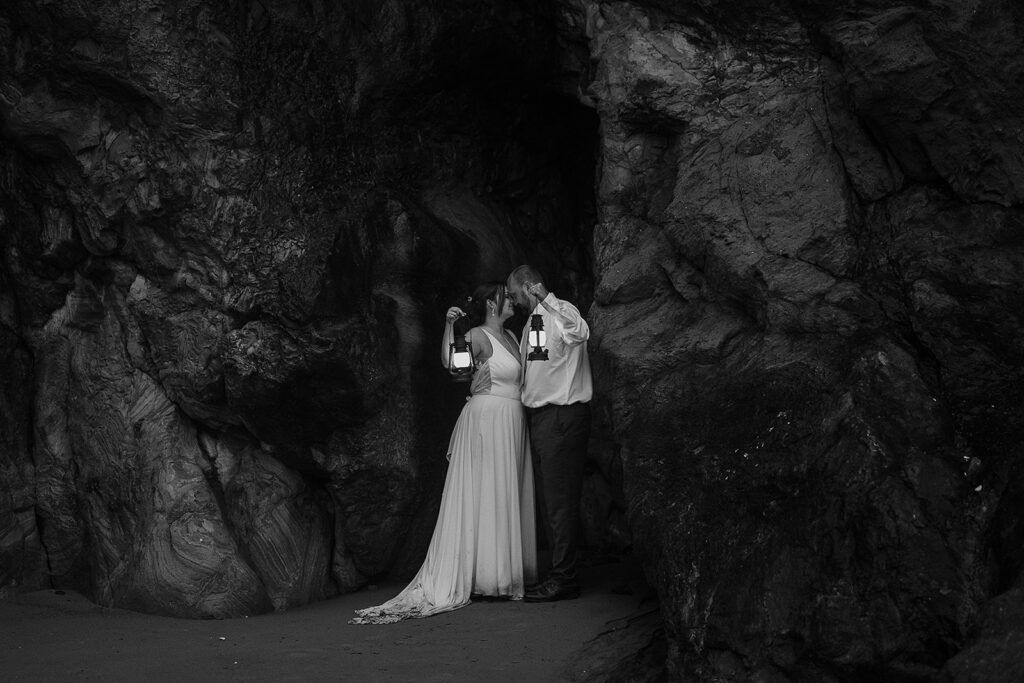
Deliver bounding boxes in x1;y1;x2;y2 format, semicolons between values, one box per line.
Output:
348;599;471;625
348;609;421;625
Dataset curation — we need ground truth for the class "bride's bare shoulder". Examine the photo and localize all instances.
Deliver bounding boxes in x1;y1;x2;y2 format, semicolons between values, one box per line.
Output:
467;327;494;356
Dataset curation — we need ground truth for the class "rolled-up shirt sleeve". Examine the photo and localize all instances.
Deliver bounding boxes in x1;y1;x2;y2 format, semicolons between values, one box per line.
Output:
543;293;589;345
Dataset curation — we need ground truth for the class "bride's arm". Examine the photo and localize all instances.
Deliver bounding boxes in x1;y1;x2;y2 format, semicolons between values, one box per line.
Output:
440;306;465;368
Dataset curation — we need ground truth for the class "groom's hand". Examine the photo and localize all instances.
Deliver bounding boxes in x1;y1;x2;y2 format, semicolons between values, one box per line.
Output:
526;282;549;303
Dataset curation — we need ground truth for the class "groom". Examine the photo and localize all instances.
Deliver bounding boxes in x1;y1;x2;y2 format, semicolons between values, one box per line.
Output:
506;265;593;602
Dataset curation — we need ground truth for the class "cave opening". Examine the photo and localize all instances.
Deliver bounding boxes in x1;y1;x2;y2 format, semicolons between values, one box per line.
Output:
363;13;606;580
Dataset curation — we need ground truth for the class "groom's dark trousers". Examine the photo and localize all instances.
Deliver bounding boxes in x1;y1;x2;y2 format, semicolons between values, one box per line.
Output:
527;401;591;585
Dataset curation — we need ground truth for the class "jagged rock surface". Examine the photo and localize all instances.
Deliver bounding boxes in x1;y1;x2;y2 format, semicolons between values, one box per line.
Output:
577;0;1023;679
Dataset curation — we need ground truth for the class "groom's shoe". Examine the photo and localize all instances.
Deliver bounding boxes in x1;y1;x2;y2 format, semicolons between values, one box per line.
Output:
524;578;580;602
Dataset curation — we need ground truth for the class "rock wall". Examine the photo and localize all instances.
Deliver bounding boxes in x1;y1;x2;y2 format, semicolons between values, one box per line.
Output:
576;0;1023;679
0;0;600;616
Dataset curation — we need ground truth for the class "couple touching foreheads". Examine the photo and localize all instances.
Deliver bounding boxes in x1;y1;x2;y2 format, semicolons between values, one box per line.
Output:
351;264;592;625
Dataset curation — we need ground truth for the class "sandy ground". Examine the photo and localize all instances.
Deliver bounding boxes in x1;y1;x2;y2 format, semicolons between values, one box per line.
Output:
0;559;652;682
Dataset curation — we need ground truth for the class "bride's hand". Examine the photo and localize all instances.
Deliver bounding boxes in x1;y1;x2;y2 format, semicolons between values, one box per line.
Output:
445;307;465;324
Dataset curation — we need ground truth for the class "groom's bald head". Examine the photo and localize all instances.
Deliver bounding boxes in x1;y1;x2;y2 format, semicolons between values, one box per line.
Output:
507;265;542;289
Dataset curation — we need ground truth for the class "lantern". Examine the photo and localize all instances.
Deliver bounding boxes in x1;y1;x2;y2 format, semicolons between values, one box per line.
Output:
448;332;475;381
527;314;548;361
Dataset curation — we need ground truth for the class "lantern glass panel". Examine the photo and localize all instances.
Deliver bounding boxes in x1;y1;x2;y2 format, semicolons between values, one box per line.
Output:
529;327;546;348
451;347;473;370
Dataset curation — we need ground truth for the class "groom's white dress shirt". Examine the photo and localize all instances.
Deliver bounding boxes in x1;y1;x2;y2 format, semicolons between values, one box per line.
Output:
520;293;593;409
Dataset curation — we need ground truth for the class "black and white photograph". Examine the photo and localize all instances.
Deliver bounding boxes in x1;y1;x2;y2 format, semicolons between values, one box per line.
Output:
1;1;1022;681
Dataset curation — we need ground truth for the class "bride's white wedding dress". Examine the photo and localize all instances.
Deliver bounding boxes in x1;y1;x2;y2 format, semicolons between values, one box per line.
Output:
350;328;538;624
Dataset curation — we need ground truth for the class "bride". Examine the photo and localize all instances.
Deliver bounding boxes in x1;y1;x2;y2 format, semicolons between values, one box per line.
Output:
350;282;538;624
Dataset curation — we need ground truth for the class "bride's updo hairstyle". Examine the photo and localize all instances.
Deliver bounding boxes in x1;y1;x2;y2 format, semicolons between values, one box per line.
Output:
461;282;507;328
